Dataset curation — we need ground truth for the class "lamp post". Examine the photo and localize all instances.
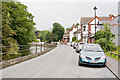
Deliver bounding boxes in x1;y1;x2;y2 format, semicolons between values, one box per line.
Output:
93;6;97;41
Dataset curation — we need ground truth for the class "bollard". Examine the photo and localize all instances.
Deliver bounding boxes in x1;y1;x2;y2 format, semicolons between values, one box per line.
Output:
44;43;45;51
35;43;37;53
41;44;42;52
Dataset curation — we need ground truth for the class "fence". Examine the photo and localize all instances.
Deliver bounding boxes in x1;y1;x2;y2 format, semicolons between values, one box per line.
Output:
0;43;57;62
109;52;120;60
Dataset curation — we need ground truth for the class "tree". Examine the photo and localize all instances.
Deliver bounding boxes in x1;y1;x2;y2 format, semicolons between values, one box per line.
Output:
45;31;53;43
38;31;45;42
2;2;19;53
2;2;19;60
52;22;64;42
66;27;71;30
75;23;79;26
35;30;41;38
38;30;53;43
72;37;76;42
4;1;36;45
95;23;116;52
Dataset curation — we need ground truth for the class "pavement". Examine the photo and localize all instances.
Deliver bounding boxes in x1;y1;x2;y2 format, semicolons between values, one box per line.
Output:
106;56;120;79
2;45;116;78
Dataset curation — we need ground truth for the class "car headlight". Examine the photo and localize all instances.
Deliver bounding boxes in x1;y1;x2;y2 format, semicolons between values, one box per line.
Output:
101;56;106;60
80;54;85;58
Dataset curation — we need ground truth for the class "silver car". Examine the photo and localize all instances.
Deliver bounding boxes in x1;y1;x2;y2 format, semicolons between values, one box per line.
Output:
70;42;75;47
76;42;84;53
78;44;106;66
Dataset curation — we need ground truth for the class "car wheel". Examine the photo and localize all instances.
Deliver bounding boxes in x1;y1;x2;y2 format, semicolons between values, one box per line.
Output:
76;50;78;53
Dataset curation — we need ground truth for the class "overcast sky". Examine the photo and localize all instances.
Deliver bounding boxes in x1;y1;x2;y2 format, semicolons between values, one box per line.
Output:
18;0;119;30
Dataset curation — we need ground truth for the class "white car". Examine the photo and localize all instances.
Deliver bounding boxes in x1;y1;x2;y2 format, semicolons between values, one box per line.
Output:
76;42;84;53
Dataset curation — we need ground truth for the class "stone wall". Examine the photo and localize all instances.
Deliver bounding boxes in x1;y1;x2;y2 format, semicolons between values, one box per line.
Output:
0;47;56;69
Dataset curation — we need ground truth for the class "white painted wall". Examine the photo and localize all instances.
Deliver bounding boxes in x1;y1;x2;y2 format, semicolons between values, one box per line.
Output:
69;31;73;42
90;18;99;34
82;24;88;43
82;24;88;35
77;33;81;41
69;27;77;42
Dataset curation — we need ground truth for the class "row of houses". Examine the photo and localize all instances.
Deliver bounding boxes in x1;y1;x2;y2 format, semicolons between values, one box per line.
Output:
62;14;120;46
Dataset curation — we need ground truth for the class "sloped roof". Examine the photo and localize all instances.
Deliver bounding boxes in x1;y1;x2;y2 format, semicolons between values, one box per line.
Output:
81;16;111;24
99;17;109;21
81;17;94;24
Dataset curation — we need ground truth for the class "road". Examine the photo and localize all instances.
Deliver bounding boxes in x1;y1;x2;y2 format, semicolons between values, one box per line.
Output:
2;45;116;78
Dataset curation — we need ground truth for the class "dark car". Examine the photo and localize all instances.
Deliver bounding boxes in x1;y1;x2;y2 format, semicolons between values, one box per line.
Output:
78;44;106;66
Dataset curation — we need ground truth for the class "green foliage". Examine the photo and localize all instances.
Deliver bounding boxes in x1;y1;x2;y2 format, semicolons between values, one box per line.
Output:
4;1;36;45
78;39;81;42
75;23;79;26
2;1;36;60
2;2;19;53
52;22;64;42
66;27;71;30
72;37;76;42
38;30;53;43
35;30;41;38
45;31;53;43
95;23;117;52
33;39;39;42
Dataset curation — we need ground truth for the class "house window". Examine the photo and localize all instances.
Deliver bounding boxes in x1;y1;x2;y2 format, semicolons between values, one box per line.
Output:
83;26;86;31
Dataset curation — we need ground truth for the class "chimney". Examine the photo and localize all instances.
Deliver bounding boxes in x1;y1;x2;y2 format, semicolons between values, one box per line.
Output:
73;24;75;28
109;14;113;17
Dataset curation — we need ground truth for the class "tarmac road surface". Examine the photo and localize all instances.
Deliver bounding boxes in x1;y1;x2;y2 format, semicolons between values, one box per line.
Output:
2;45;116;78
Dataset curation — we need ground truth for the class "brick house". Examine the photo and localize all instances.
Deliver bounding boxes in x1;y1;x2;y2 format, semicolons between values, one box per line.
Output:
80;14;115;43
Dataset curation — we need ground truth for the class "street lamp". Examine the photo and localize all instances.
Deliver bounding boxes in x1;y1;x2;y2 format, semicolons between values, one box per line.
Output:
93;6;97;41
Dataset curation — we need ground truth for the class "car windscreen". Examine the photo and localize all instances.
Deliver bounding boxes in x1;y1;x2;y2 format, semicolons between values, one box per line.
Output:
82;45;102;52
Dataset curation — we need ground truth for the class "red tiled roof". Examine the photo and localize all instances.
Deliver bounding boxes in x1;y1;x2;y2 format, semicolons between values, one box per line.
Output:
81;16;114;24
81;17;94;24
99;17;109;21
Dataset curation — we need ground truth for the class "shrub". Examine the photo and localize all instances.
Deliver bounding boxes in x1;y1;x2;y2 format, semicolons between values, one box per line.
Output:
96;38;117;52
95;23;117;52
34;39;39;42
72;37;76;42
78;39;81;42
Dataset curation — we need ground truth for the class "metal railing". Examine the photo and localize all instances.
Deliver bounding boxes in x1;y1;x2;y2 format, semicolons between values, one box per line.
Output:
109;52;120;60
0;43;57;61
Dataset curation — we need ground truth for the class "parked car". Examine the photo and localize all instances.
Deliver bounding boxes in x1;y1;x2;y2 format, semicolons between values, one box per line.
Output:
73;43;78;49
76;42;84;53
78;44;106;66
70;42;75;47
